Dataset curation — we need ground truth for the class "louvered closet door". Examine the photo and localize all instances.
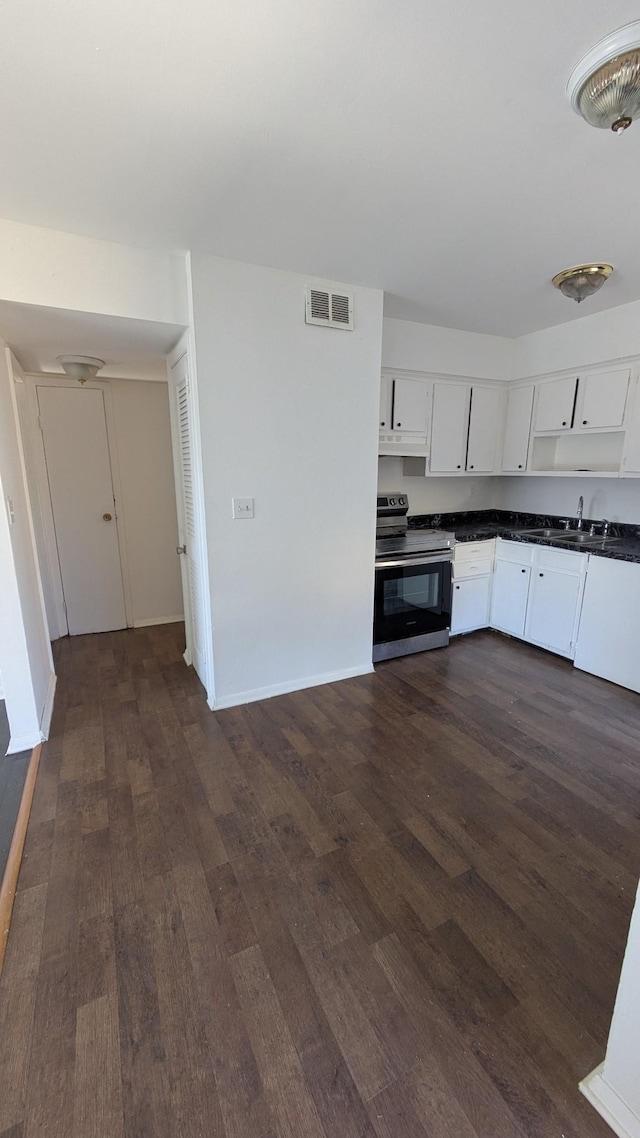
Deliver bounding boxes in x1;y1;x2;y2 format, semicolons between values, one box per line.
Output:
172;369;206;684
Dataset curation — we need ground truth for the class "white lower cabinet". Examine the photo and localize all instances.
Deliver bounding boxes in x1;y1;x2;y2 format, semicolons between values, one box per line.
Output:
451;540;494;635
490;539;586;659
574;557;640;692
490;556;530;637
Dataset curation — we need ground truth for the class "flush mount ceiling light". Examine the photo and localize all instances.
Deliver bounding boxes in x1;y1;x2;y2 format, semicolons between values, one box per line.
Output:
56;355;105;384
568;21;640;133
552;263;614;304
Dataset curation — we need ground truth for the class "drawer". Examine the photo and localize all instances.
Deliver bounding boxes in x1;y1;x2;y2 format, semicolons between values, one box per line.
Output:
453;557;493;580
455;539;495;562
533;545;587;572
495;538;534;565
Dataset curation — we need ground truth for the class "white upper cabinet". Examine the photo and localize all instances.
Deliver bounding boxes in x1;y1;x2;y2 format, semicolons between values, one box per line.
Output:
392;377;429;432
430;383;471;472
533;376;577;432
501;385;534;472
379;373;392;430
379;373;431;456
574;368;630;429
466;387;501;473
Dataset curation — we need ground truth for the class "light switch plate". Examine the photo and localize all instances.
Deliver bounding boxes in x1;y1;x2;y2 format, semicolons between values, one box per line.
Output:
232;497;255;519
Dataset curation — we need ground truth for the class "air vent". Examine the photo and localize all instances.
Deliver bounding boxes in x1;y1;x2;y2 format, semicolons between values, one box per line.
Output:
305;288;353;330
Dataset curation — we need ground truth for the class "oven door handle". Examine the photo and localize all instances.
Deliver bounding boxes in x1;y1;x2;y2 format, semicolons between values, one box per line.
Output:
375;552;453;569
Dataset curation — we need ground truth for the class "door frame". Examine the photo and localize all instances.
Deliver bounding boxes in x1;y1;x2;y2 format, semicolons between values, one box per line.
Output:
167;333;215;706
22;374;134;637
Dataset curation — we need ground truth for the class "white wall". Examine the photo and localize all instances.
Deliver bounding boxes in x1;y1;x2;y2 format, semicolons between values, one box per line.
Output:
0;218;188;325
496;477;640;525
189;254;384;708
0;345;54;752
581;881;640;1137
110;380;183;625
515;298;640;379
382;316;514;381
378;457;498;515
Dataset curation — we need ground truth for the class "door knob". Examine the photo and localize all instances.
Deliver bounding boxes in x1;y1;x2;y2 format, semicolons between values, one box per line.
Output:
102;513;112;521
176;545;187;555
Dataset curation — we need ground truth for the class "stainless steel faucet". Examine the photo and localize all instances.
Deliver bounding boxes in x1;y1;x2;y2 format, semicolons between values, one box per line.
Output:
576;495;584;531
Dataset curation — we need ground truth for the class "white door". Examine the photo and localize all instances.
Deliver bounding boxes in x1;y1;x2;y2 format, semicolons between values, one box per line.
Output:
37;385;127;635
392;378;429;432
525;567;583;658
430;383;470;472
577;369;630;429
490;560;530;637
168;354;208;687
502;385;534;472
533;377;577;431
466;386;500;472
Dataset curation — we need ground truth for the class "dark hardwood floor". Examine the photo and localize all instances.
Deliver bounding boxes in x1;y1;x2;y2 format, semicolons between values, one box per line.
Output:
1;623;638;1138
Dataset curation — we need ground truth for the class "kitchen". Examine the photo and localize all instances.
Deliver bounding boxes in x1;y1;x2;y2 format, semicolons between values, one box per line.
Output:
375;315;640;698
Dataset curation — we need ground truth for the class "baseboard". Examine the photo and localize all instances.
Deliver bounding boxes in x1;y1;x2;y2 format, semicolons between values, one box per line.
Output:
580;1064;640;1138
211;662;375;711
6;730;42;755
39;671;56;741
0;743;42;974
133;615;184;628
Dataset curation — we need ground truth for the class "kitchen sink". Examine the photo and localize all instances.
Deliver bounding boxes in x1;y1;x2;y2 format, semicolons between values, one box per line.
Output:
517;528;569;539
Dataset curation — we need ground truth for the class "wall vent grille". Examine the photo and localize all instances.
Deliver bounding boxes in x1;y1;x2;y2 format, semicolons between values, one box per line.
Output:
305;288;353;329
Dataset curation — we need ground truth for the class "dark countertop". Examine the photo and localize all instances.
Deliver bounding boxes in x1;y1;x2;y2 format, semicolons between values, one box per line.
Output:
408;510;640;564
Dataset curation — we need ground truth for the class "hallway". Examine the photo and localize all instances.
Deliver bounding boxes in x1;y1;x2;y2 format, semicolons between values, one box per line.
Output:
0;623;637;1137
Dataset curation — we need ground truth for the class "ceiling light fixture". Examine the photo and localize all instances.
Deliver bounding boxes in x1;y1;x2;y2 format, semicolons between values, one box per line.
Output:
568;21;640;133
552;263;614;304
56;355;105;384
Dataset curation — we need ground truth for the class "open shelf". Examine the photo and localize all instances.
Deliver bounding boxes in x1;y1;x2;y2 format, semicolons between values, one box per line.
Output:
530;431;624;475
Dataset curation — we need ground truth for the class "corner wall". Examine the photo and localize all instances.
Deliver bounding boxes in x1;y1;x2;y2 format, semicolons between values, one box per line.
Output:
0;346;54;751
190;255;384;707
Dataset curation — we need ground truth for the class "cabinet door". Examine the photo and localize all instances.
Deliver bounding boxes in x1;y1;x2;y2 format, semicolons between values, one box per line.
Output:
430;383;470;472
451;576;491;635
502;385;534;472
525;568;583;658
534;377;577;432
379;374;392;430
574;558;640;692
490;560;530;637
392;378;429;432
577;369;630;429
466;386;501;472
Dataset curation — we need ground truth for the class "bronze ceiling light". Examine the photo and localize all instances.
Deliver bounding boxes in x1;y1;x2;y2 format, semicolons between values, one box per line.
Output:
552;264;614;304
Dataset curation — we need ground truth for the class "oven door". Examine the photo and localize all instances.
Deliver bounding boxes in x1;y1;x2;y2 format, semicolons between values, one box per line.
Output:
374;553;452;646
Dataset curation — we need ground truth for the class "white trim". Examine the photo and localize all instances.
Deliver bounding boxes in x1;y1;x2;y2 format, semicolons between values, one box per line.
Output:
133;614;184;628
39;671;56;741
568;22;640;113
209;663;374;711
6;731;41;755
580;1065;640;1138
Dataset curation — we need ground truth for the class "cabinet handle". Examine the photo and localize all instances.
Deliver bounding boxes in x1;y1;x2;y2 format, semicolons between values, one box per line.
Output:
521;568;526;573
469;464;474;469
380;420;386;427
582;419;588;425
562;421;567;426
455;585;460;590
456;464;461;469
397;422;402;427
539;572;544;577
518;464;523;469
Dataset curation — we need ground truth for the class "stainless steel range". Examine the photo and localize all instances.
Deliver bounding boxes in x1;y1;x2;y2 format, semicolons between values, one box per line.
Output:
374;494;455;662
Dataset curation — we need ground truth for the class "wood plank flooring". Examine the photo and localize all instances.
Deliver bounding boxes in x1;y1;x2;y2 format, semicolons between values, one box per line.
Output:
1;623;639;1137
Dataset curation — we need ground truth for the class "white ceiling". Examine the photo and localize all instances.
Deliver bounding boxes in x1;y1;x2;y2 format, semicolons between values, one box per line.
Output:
0;301;183;379
1;0;640;337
